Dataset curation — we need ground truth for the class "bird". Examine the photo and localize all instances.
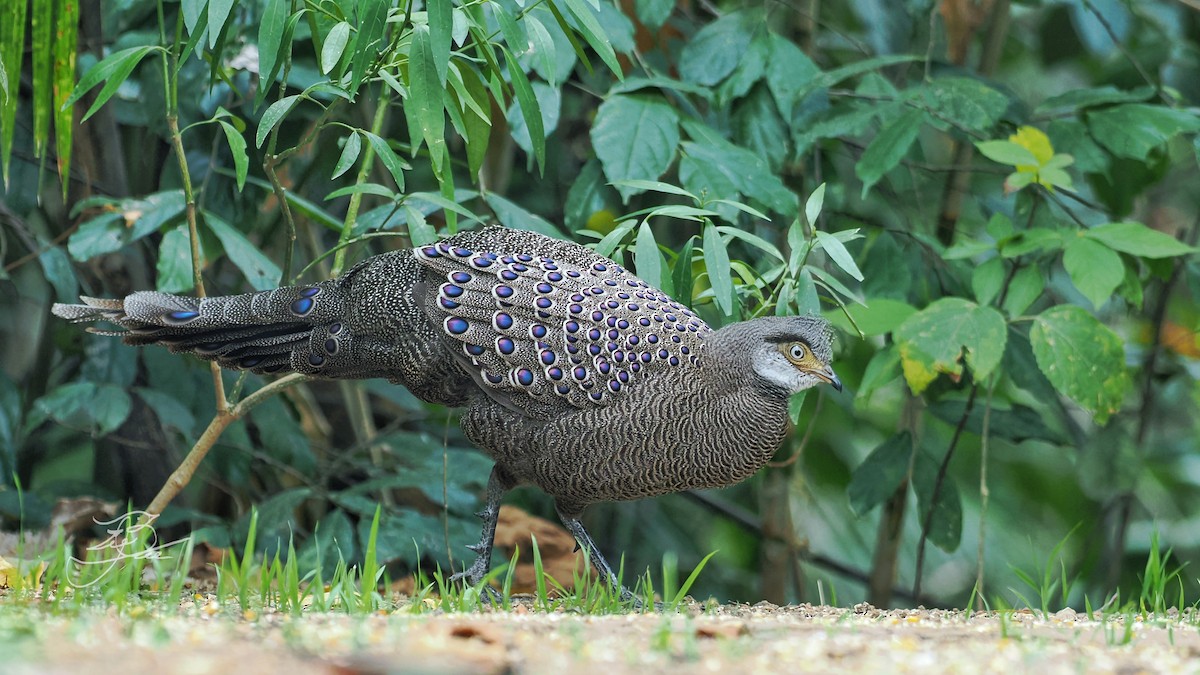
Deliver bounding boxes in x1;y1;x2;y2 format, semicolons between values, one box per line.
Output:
52;225;841;600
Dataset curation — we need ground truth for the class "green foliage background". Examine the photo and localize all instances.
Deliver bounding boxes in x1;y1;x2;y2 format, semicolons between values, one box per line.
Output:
2;0;1200;608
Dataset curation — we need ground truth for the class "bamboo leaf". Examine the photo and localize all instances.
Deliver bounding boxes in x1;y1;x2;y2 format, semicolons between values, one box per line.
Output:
53;0;80;199
217;119;248;190
67;45;159;122
702;222;734;317
332;130;361;179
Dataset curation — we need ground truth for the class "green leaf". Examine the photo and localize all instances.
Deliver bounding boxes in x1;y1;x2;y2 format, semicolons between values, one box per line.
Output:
972;257;1004;306
207;0;235;49
837;298;916;337
702;222;734;317
634;221;666;291
507;81;560;158
715;226;783;261
67;212;125;260
975;140;1039;167
764;32;819;116
848;432;912;517
204;212;282;291
561;0;623;78
814;231;863;281
1085;221;1197;259
217;119;248;190
360;131;409;191
427;0;452;85
409;25;446;174
679;11;756;86
894;298;1007;394
678;135;797;216
1029;305;1131;424
611;179;695;200
856;108;923;199
501;44;544;172
672;236;696;303
804;183;825;229
321;21;351;75
591;94;680;202
524;12;558;86
156;224;196;293
350;0;388;93
256;94;301;148
256;0;290;105
67;45;158;122
1087;104;1200;160
34;382;131;436
1002;264;1044;316
332;130;361;179
484;193;565;239
1035;85;1154;113
912;450;962;552
922;77;1008;132
1063;236;1123;309
31;0;53;159
0;0;28;184
134;388;196;437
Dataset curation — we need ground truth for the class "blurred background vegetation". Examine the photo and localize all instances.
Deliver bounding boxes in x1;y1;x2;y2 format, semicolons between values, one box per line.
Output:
2;0;1199;610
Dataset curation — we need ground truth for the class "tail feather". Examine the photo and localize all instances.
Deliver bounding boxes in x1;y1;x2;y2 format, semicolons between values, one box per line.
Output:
51;283;350;377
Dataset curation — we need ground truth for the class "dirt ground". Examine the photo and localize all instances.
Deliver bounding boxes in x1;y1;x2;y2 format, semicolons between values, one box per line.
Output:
4;598;1200;675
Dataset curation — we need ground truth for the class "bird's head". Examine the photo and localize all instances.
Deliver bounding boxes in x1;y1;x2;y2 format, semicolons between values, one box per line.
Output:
714;316;841;396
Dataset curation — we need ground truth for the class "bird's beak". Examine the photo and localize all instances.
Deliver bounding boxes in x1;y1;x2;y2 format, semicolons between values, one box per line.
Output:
814;365;843;392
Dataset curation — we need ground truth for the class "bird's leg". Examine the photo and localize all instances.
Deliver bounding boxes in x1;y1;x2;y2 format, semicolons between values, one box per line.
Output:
450;466;513;602
555;504;638;605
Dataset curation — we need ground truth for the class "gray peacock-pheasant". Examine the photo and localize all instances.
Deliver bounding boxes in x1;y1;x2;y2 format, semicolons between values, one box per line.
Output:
52;225;841;598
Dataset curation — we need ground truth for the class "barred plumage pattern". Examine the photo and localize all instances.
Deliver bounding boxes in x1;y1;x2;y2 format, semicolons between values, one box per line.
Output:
52;225;839;597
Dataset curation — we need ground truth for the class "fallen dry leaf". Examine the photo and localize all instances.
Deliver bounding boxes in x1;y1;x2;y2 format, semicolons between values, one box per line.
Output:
0;554;14;588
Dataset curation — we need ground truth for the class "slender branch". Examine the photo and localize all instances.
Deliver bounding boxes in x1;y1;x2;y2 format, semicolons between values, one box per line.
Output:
139;373;310;522
331;89;391;276
975;377;997;611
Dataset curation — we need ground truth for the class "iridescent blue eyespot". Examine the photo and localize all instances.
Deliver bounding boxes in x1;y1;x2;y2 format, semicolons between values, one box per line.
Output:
630;362;641;373
618;371;629;383
495;285;514;299
591;311;604;322
308;353;325;367
451;271;472;284
494;313;514;330
567;270;581;278
329;322;343;334
618;292;630;300
569;304;583;314
606;342;617;352
291;298;315;316
471;257;493;268
544;263;558;271
446;318;470;335
573;367;588;381
570;293;584;302
627;304;639;311
588;344;602;356
556;383;571;394
640;353;653;363
607;329;619;340
540;350;556;366
500;270;518;281
671;334;682;342
485;371;505;384
531;324;548;339
658;349;670;359
593;263;608;271
606;300;619;310
598;361;611;375
240;356;263;368
606;317;617;328
442;284;465;297
514;368;535;386
639;318;651;327
565;321;580;333
536;298;552;309
608;380;621;393
681;346;690;354
439;297;460;309
420;246;441;257
324;338;338;354
567;344;580;355
465;344;486;356
591;287;604;295
647;334;659;344
604;279;618;287
614;351;625;362
590;391;604;401
536;283;553;294
167;310;200;323
497;337;515;354
512;263;529;272
300;287;320;298
517;254;533;262
669;356;680;366
547;272;563;282
628;335;640;346
452;247;472;257
548;367;563;380
588;328;602;340
617;320;629;330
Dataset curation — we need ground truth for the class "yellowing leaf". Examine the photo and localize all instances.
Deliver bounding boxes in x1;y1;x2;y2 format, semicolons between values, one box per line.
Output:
1010;125;1054;165
898;342;942;395
0;555;14;588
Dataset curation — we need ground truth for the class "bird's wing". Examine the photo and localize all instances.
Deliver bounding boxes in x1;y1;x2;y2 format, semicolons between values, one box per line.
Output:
414;237;711;409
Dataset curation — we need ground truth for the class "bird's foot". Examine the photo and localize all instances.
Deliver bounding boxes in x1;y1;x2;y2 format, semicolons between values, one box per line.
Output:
449;555;505;607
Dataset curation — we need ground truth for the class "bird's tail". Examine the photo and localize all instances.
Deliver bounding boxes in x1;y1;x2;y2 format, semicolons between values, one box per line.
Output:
51;283;349;376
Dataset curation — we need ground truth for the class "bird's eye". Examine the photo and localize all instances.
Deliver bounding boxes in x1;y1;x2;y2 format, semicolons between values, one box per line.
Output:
788;343;807;361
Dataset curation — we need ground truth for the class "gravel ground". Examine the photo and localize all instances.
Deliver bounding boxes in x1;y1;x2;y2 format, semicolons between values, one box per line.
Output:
4;598;1200;675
